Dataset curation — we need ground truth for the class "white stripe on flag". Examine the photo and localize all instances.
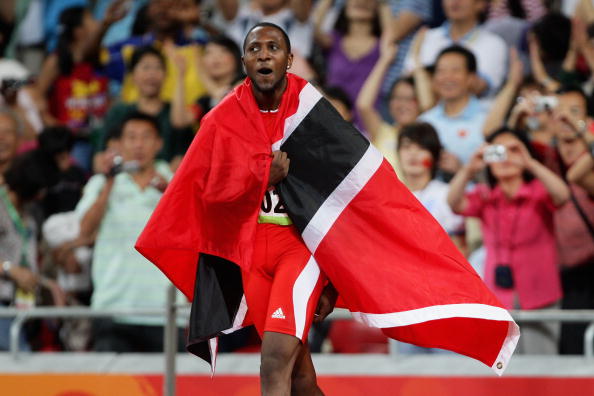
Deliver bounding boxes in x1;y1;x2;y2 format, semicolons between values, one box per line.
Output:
492;321;521;376
221;294;248;334
349;303;520;376
272;83;323;151
292;256;321;340
302;144;384;253
209;337;218;376
350;303;514;328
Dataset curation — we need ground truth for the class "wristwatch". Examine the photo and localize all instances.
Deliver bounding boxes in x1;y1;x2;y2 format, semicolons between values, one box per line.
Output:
1;260;12;276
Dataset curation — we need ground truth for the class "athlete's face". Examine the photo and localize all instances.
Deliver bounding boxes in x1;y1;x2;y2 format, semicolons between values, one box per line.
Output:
242;26;293;93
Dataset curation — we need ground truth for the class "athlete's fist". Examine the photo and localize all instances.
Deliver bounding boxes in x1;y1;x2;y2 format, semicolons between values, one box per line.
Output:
268;151;290;187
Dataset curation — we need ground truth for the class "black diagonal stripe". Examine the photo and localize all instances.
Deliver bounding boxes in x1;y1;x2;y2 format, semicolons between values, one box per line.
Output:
277;97;369;233
187;254;243;347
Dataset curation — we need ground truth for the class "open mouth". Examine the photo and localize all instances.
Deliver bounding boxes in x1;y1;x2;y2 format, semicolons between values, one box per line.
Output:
257;67;273;76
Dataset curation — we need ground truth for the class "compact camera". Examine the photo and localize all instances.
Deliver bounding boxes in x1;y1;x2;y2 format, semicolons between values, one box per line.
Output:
534;96;558;113
483;144;507;163
0;78;29;103
109;155;140;176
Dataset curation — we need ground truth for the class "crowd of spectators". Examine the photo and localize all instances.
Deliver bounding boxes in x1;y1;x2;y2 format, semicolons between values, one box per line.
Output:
1;0;594;357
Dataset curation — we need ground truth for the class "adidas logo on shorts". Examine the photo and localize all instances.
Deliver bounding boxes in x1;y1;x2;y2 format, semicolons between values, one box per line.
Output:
271;308;286;319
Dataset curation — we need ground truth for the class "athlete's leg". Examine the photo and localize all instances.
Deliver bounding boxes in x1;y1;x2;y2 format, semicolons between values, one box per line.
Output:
291;344;324;396
261;331;302;396
256;224;326;395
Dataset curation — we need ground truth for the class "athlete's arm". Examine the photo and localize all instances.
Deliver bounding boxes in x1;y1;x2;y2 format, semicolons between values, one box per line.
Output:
314;281;338;323
268;150;290;187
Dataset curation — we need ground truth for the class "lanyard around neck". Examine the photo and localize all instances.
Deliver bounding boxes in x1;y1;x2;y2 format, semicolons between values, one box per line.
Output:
493;193;525;265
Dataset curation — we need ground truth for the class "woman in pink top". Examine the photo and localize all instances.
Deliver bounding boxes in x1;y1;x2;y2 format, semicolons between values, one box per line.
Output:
448;127;570;354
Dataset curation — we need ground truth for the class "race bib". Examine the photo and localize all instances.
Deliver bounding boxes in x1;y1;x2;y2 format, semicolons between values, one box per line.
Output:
258;188;293;226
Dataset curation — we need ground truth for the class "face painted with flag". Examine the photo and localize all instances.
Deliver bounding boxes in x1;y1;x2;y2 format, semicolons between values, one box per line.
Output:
136;45;519;376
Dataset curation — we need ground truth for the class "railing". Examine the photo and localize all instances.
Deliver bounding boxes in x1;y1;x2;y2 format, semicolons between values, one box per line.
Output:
2;286;594;396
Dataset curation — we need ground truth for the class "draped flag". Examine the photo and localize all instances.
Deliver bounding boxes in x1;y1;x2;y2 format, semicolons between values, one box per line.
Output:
136;73;519;375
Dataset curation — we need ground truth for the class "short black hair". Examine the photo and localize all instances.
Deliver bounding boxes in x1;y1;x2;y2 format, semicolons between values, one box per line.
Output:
207;35;245;82
128;45;166;72
4;151;51;202
435;45;477;73
397;122;442;178
115;111;161;139
485;127;535;187
57;6;87;75
531;12;571;62
518;75;543;93
38;126;74;156
323;85;352;111
243;22;291;54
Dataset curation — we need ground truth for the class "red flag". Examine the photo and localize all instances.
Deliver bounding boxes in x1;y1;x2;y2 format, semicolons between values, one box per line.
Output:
136;74;519;374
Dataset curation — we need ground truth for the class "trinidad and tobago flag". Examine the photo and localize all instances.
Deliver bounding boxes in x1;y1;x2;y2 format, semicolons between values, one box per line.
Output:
136;73;519;375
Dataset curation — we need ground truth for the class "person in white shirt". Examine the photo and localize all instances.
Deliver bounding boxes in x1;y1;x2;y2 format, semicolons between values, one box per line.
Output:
217;0;314;59
403;0;507;97
396;122;464;240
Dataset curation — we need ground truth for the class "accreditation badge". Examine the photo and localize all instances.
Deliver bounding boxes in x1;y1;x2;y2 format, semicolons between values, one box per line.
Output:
14;288;35;309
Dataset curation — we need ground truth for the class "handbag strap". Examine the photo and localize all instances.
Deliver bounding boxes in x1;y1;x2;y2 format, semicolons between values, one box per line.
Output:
569;188;594;242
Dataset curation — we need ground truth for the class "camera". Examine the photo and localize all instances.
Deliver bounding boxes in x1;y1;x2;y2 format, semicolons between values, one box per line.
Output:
109;155;140;176
0;78;29;104
483;145;507;163
534;96;558;113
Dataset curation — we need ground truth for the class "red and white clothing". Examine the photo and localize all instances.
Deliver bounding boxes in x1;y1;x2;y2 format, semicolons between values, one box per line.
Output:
243;223;325;341
244;108;324;341
49;62;109;132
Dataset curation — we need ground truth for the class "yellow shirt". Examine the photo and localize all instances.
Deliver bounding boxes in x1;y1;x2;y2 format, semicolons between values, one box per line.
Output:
109;43;206;105
373;122;404;179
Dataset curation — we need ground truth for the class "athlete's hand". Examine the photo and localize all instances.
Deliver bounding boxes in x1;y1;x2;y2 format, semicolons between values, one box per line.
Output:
314;282;338;323
268;151;290;187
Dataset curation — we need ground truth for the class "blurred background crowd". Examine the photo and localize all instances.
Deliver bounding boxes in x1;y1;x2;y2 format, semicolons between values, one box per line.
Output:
1;0;594;358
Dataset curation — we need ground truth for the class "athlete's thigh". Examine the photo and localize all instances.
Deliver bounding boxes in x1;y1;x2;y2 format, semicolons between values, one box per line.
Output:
265;239;325;342
242;269;273;337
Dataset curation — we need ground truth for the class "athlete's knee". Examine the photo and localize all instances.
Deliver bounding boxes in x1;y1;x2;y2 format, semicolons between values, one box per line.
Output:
291;368;317;395
260;347;293;381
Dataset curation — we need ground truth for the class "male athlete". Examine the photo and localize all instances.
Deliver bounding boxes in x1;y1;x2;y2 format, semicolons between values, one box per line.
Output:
137;22;519;396
240;23;337;395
